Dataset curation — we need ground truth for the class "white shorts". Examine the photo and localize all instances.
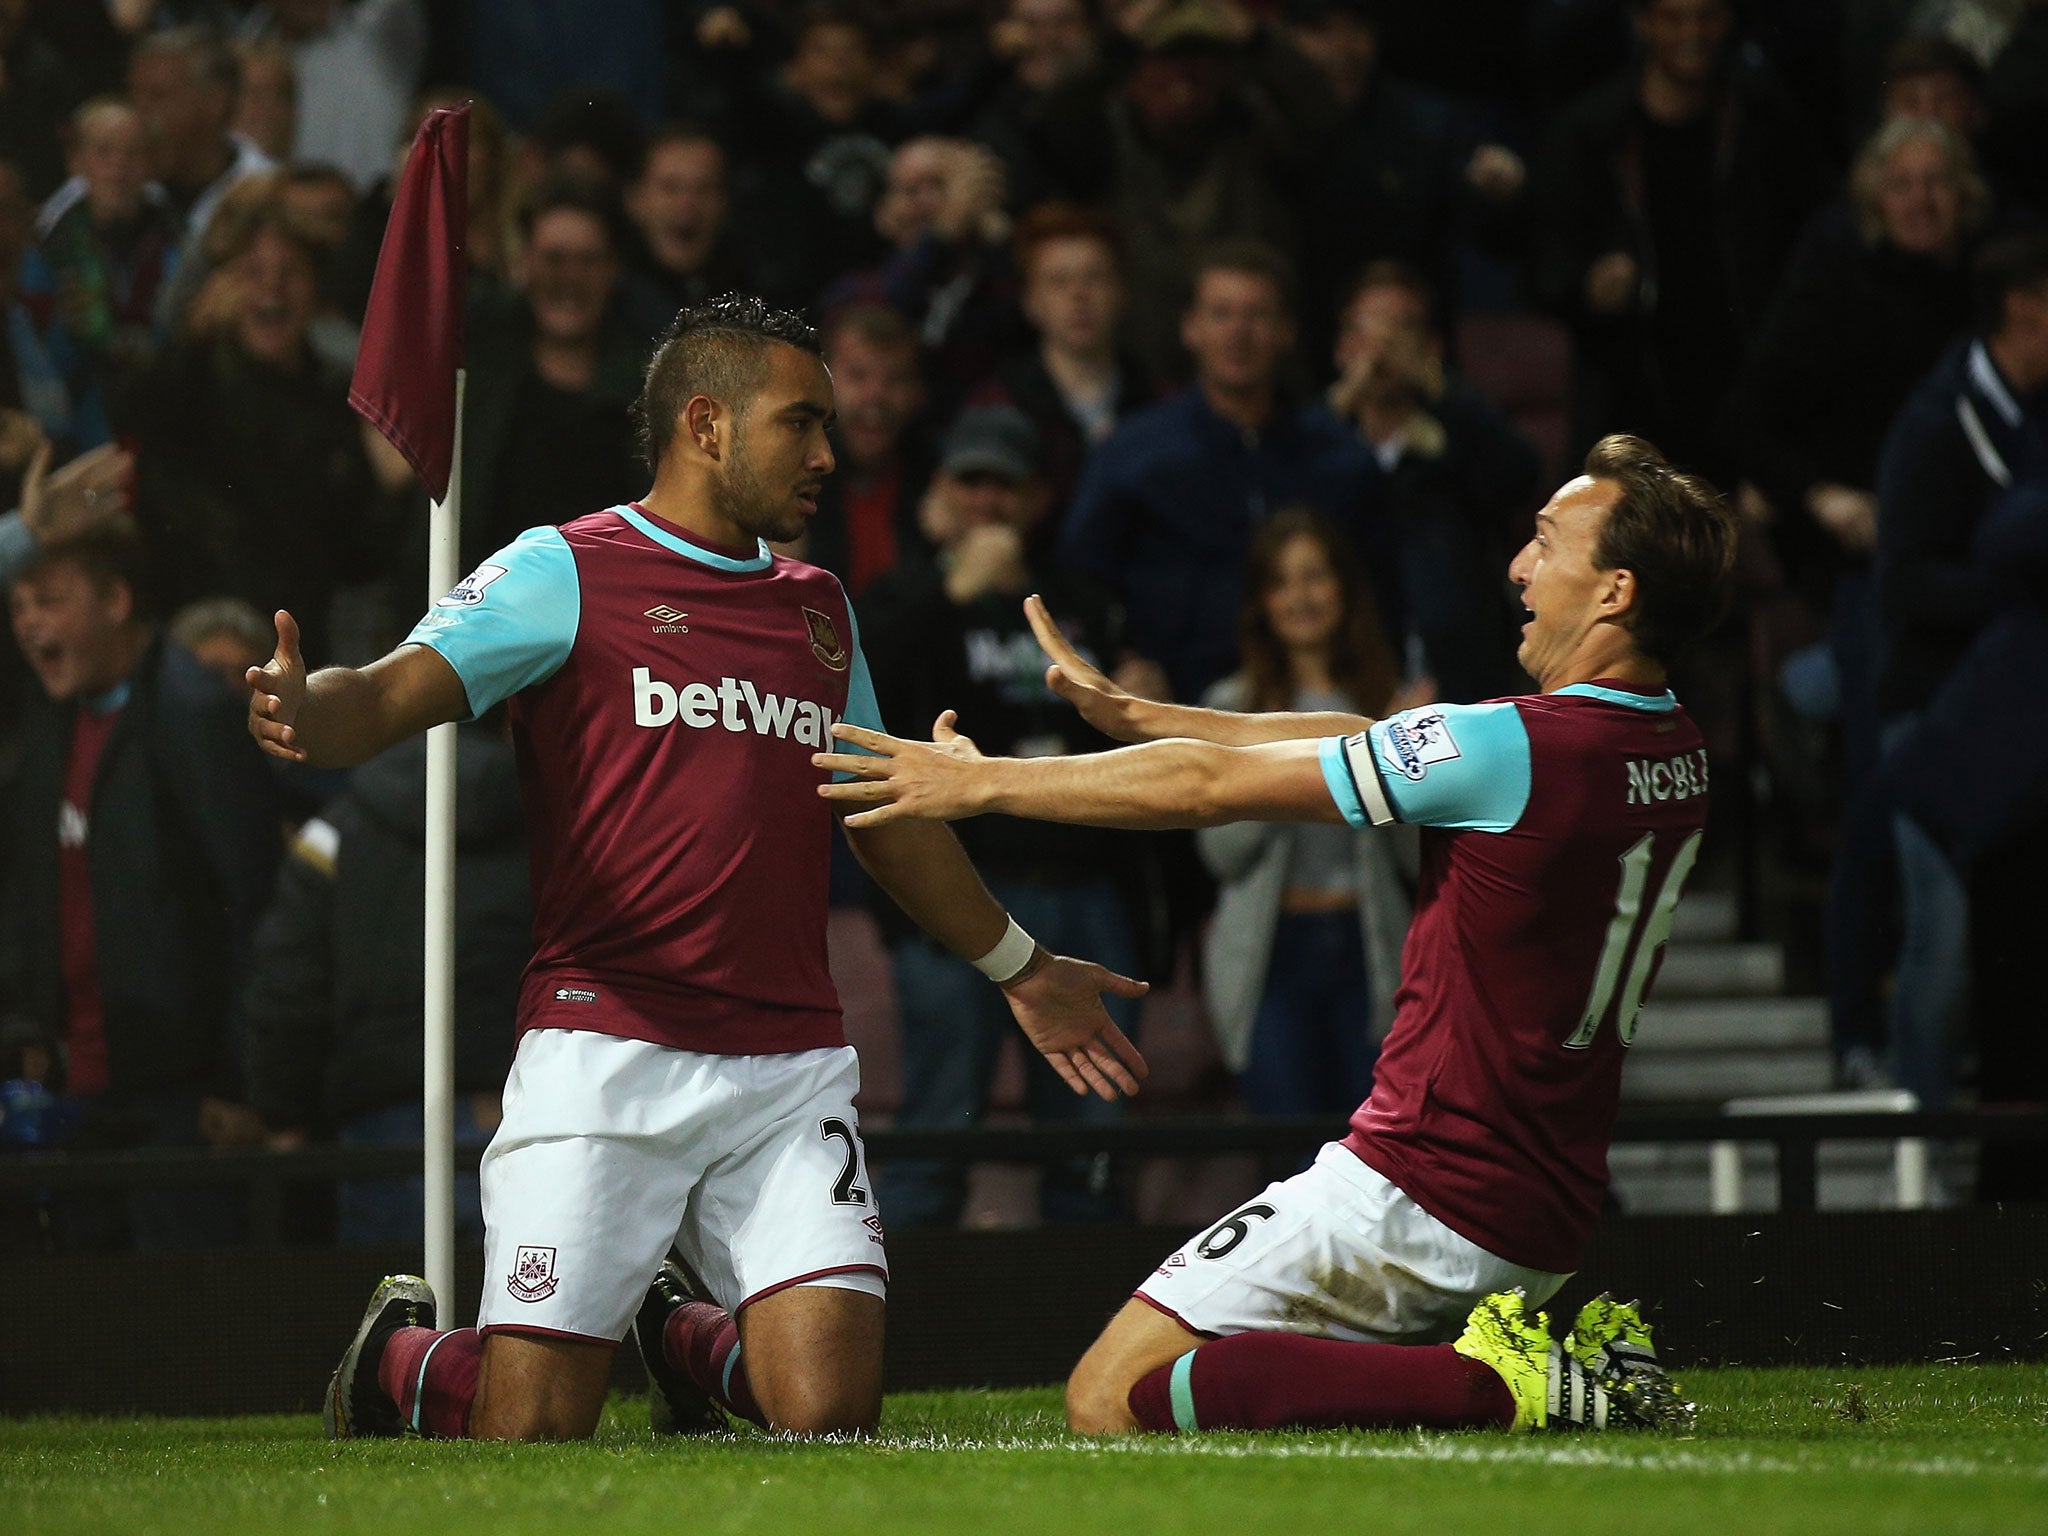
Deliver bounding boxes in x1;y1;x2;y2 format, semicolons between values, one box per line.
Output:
1136;1143;1569;1344
476;1029;888;1342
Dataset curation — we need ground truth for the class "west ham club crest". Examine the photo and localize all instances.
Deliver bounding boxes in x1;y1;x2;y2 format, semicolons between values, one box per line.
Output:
803;606;849;671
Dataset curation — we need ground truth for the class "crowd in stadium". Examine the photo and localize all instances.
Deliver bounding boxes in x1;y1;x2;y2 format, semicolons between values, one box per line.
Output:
0;0;2044;1247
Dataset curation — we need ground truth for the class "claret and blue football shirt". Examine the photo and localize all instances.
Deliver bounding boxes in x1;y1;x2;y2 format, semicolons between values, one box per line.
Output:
1313;683;1711;1274
403;503;884;1055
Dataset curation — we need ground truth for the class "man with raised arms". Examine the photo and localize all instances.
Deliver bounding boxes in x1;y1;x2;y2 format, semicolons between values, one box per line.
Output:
248;295;1147;1443
820;434;1735;1435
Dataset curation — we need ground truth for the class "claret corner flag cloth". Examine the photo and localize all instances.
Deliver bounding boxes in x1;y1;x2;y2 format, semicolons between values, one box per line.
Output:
350;103;470;502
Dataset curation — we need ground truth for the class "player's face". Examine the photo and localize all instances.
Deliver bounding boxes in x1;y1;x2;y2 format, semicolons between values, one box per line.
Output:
8;560;130;703
1262;532;1344;653
1023;236;1122;357
1508;477;1626;688
719;345;836;544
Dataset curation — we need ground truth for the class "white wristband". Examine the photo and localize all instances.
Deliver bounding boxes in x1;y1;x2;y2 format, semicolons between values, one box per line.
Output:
972;916;1038;984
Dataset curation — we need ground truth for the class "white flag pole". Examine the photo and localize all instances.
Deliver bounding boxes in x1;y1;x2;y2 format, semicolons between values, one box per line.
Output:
423;366;467;1311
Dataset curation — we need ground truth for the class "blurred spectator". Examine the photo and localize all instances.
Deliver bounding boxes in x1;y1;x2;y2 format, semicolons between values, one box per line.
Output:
455;173;643;569
694;3;907;287
621;124;799;321
0;0;86;200
860;405;1138;1227
1286;0;1526;346
525;86;647;192
127;193;398;663
1023;0;1342;381
244;719;525;1245
1198;508;1410;1116
975;203;1152;539
0;160;108;471
1826;233;2048;1103
805;302;933;592
22;100;180;430
1531;0;1831;479
1327;260;1539;700
1728;116;1988;783
230;36;297;163
1983;0;2048;216
862;137;1022;394
971;0;1104;205
167;595;271;690
239;0;426;192
0;517;281;1248
121;27;278;332
1879;33;1988;142
1060;241;1391;703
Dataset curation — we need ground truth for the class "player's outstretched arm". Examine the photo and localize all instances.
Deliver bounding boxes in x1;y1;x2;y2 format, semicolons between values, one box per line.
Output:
841;809;1150;1101
1026;595;1375;746
246;610;470;767
817;713;1347;830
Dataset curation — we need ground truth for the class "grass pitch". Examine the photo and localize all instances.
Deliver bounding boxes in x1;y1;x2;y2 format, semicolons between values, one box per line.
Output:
6;1366;2047;1536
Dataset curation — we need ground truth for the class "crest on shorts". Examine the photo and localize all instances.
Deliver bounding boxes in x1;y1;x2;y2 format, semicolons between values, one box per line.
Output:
803;606;849;671
507;1245;560;1302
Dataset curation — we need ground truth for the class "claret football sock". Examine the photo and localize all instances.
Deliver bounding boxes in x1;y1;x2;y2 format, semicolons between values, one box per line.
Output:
662;1300;766;1427
1126;1333;1517;1434
377;1326;483;1439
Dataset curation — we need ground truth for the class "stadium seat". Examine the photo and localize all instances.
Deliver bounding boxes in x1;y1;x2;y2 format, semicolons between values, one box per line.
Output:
1454;311;1573;485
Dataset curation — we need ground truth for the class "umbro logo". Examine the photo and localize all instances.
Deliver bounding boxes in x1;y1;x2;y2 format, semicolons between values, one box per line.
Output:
644;604;690;634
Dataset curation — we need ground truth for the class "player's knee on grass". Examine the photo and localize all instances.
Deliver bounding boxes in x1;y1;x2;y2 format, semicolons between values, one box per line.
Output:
1065;1355;1142;1435
469;1333;612;1441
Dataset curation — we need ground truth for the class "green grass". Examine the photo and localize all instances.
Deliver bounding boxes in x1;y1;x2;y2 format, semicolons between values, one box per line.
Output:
6;1367;2048;1536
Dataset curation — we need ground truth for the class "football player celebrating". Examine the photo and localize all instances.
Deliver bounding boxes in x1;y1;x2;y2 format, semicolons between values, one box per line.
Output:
249;295;1147;1442
819;435;1734;1434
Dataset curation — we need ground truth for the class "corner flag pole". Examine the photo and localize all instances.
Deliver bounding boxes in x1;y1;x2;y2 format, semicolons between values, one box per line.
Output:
345;101;470;1309
422;368;466;1312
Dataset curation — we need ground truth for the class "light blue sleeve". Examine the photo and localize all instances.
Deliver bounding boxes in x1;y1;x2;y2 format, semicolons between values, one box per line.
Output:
834;588;886;783
1318;701;1532;833
402;526;580;718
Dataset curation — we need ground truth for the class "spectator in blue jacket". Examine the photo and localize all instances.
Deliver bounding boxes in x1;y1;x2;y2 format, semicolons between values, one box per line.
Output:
1059;239;1391;703
1826;233;2048;1105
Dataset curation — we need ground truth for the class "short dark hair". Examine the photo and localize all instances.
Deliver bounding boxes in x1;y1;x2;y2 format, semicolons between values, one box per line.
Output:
26;518;153;617
634;293;821;471
534;87;647;185
1341;258;1441;336
518;169;626;248
1187;239;1295;315
822;301;918;358
1584;434;1735;667
1883;33;1984;92
133;26;240;98
1973;232;2048;334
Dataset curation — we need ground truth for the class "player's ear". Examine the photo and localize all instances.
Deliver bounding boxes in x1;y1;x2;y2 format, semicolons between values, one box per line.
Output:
683;394;723;460
1600;566;1638;624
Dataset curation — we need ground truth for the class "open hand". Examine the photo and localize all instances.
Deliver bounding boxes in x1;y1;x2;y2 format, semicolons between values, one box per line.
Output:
1002;952;1149;1100
246;609;308;761
1025;594;1160;741
22;441;133;544
816;713;989;826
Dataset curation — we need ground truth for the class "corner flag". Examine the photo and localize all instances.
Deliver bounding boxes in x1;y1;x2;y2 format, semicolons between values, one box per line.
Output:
349;104;469;499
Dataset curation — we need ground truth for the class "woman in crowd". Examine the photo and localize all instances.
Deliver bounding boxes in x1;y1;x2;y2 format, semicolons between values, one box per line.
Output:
1197;508;1415;1118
